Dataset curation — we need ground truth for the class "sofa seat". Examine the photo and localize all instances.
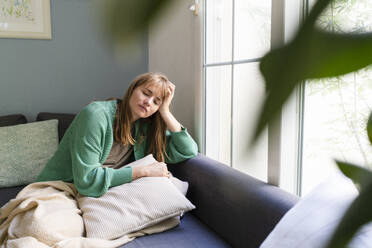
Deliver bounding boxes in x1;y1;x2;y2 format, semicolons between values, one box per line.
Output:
121;213;230;248
0;186;230;248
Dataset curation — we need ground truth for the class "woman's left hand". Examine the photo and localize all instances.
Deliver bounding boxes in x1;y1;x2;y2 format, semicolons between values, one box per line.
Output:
158;81;182;132
159;82;175;114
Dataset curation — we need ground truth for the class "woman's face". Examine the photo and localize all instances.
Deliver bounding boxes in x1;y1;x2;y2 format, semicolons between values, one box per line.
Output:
129;82;164;121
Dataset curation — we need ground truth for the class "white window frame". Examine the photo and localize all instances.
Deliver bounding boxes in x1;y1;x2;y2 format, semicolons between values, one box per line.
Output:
201;0;307;195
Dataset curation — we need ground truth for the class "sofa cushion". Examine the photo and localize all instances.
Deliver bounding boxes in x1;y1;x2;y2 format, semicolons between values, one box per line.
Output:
260;171;372;248
0;119;59;188
37;112;76;141
78;155;195;240
120;213;231;248
127;154;189;196
0;114;27;127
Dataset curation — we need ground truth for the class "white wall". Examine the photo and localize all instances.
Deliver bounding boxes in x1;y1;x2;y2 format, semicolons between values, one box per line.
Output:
148;0;203;149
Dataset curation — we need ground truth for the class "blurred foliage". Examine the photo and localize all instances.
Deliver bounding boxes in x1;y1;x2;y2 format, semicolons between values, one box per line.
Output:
102;0;174;44
329;160;372;248
252;0;372;246
253;0;372;144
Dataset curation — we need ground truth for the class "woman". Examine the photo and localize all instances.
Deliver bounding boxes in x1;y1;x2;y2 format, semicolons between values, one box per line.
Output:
37;72;198;197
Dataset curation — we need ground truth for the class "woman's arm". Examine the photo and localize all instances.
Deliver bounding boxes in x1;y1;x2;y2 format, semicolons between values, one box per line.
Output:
69;107;132;197
158;82;182;132
132;162;171;180
160;111;182;132
164;128;198;164
158;82;198;163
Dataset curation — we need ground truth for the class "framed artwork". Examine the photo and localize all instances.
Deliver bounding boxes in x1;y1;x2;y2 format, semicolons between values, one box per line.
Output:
0;0;51;39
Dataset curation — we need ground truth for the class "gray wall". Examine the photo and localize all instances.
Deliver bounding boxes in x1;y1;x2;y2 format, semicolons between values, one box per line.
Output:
149;0;202;142
0;0;148;121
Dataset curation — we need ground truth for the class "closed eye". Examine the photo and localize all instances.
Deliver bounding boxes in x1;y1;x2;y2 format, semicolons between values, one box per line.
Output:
142;90;150;96
144;88;162;105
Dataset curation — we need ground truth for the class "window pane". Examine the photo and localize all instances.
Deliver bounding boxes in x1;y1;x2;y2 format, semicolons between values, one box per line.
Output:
313;0;372;33
234;0;271;60
205;65;232;165
303;68;372;195
233;63;268;182
302;0;372;195
206;0;233;64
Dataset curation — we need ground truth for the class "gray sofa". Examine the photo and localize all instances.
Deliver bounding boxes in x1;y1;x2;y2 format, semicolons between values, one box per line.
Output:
0;113;299;248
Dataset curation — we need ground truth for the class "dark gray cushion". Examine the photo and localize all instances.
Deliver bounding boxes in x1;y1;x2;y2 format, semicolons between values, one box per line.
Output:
36;112;76;142
120;213;230;248
0;114;27;127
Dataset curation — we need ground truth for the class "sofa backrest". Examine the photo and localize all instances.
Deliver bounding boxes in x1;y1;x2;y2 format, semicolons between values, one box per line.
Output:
36;112;76;142
0;114;27;127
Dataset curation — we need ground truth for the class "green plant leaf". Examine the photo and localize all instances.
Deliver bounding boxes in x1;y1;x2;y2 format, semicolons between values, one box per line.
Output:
326;181;372;248
335;160;372;191
253;25;372;144
367;112;372;144
102;0;174;45
302;0;332;30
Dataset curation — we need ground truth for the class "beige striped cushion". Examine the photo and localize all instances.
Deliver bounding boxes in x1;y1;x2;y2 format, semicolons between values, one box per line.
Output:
77;155;195;240
124;154;189;196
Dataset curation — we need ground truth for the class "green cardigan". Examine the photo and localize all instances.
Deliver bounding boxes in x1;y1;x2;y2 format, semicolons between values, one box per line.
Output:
36;100;198;197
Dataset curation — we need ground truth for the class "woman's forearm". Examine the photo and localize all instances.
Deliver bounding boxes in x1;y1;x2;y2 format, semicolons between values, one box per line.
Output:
131;162;170;180
160;111;182;132
132;166;147;180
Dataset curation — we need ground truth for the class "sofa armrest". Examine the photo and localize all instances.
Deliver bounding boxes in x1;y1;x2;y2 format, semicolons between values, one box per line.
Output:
168;154;299;248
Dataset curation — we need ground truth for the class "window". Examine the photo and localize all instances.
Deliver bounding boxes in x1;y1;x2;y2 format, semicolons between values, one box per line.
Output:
203;0;303;187
203;0;372;196
301;0;372;195
202;0;372;197
204;0;271;181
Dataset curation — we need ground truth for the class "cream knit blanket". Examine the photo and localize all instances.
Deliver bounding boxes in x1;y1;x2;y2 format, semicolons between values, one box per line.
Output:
0;181;179;248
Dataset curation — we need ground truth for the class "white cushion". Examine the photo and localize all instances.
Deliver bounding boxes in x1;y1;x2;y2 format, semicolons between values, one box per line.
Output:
260;171;372;248
125;154;189;196
78;155;195;240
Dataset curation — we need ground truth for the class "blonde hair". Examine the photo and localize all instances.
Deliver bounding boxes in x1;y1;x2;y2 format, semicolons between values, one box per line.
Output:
111;72;170;162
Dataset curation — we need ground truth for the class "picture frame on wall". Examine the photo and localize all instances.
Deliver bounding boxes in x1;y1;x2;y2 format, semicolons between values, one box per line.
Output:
0;0;51;39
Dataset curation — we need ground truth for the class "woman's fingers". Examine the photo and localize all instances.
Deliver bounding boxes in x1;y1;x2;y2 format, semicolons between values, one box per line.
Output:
168;82;175;94
158;82;175;115
133;162;171;180
152;162;165;166
150;162;170;178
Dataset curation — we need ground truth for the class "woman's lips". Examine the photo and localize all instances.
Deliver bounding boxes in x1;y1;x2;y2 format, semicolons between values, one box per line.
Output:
139;105;147;112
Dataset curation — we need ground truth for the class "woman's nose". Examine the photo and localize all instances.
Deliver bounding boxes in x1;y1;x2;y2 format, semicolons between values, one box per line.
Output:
143;98;151;106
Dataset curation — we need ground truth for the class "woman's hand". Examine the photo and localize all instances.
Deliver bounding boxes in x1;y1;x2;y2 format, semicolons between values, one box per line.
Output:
158;82;182;132
159;82;175;115
132;162;171;180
